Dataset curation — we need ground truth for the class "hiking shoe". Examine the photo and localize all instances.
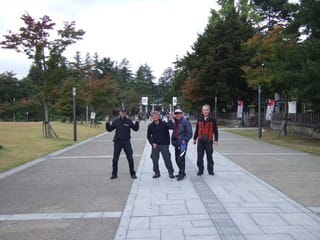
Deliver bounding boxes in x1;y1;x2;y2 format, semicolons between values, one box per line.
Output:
197;171;203;176
176;175;185;181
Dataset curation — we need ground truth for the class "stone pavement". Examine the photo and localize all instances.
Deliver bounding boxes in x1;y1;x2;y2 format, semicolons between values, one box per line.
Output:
0;121;320;240
115;125;320;240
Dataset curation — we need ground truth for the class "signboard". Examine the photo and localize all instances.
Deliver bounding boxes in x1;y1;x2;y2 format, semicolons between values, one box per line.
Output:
141;97;148;106
90;111;96;120
172;97;177;106
288;101;296;114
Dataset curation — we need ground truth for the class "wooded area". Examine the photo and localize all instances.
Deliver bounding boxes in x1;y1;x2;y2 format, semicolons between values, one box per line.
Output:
0;0;319;125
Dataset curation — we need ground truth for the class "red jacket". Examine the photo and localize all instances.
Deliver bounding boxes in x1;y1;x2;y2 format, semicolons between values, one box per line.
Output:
193;116;218;142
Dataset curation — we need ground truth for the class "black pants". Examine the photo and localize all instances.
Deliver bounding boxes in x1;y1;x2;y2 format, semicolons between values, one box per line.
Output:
112;139;135;176
174;145;186;176
150;145;174;175
197;140;214;173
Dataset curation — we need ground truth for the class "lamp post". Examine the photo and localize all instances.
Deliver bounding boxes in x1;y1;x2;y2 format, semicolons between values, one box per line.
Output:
13;98;15;122
214;96;218;119
258;85;262;139
72;87;77;141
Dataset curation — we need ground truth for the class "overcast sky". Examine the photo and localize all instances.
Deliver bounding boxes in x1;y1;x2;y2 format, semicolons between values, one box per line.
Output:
0;0;219;80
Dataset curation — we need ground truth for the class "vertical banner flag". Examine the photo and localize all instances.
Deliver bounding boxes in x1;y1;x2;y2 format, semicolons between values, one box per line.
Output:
141;97;148;106
237;100;243;118
172;97;177;106
265;99;275;121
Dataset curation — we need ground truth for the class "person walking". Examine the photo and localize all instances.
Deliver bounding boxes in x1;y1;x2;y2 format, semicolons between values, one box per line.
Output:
147;111;175;179
193;104;218;176
171;108;193;181
105;107;139;180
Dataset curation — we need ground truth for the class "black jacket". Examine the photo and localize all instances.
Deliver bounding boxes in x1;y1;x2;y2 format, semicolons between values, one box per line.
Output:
106;116;139;141
147;120;171;145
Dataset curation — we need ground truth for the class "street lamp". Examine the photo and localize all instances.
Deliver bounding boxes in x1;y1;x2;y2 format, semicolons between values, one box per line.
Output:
258;85;262;139
214;96;218;119
13;98;16;122
72;87;77;141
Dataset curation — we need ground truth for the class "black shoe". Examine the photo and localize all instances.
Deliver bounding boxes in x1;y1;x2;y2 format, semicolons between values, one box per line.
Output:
110;175;117;179
177;175;185;181
208;171;215;176
152;173;161;178
131;174;137;179
197;171;203;176
169;173;175;179
175;173;186;178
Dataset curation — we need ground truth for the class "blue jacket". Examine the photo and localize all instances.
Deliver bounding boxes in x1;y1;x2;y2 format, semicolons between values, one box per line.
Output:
170;117;193;147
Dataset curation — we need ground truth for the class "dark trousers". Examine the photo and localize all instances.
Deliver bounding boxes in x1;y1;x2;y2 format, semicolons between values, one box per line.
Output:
197;140;214;173
150;145;174;175
174;145;186;176
112;139;135;176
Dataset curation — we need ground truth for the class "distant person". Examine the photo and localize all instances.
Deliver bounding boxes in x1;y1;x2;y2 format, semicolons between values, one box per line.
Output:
147;111;175;179
171;108;193;181
193;104;218;176
105;107;139;180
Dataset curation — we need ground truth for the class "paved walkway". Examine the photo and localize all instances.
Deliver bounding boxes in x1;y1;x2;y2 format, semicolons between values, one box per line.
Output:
115;126;320;240
0;121;320;240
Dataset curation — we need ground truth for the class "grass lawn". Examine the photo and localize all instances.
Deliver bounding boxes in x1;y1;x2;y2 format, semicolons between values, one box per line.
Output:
0;122;105;173
226;128;320;156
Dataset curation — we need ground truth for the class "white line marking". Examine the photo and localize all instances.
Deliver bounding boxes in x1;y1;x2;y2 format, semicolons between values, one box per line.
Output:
54;154;142;159
0;211;122;221
222;152;309;155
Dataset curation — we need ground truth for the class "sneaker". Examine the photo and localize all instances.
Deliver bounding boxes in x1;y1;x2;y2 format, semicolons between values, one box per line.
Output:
176;175;185;181
152;173;161;178
131;174;137;179
208;172;215;176
197;171;203;176
110;175;117;180
169;173;175;179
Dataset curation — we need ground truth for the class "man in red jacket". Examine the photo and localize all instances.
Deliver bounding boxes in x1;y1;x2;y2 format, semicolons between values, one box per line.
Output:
193;104;218;176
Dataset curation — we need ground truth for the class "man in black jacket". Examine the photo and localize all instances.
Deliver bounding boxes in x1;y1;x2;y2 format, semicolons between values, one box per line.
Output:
147;111;175;178
105;107;139;179
193;104;218;176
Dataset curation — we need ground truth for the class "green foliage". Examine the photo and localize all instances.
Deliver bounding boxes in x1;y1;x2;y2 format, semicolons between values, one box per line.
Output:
173;4;255;113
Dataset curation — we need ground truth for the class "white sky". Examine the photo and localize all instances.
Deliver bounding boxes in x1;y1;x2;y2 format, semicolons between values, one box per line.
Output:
0;0;219;80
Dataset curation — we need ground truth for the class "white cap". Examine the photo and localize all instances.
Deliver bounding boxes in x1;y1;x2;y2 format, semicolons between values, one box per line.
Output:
174;109;183;114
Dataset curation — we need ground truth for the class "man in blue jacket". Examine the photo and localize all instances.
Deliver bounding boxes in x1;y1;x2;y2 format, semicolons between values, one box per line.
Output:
147;111;175;179
171;108;193;181
105;107;139;180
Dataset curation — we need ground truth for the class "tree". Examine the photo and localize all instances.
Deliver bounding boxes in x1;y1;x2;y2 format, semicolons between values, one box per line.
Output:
242;26;300;135
252;0;298;32
0;13;85;137
133;64;156;104
174;5;255;112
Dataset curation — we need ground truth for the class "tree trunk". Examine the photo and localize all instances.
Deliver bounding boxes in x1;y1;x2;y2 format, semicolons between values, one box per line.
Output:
43;100;57;138
279;102;288;136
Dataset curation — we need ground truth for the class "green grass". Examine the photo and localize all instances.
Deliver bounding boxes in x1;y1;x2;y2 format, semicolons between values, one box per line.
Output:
226;128;320;156
0;122;105;173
